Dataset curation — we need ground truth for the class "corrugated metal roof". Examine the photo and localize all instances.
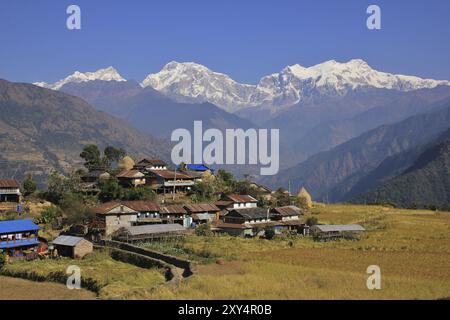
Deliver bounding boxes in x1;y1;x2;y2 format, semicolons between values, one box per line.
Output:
160;205;187;214
226;207;270;220
122;201;160;212
116;169;145;178
225;194;258;203
184;203;220;213
149;170;193;180
91;201;121;214
215;200;234;207
272;206;301;216
124;224;186;236
52;235;85;247
0;179;20;188
138;159;167;166
313;224;365;232
0;219;39;234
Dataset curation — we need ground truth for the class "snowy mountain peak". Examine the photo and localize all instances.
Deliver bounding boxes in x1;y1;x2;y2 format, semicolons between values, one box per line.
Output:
140;61;257;111
255;59;450;107
33;59;449;112
34;66;126;90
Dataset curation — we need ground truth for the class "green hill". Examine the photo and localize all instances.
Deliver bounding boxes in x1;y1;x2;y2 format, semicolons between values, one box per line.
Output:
354;129;450;209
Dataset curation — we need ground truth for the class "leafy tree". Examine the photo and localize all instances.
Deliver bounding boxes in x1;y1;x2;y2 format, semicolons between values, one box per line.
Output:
44;170;81;204
233;180;255;196
306;216;319;227
23;173;37;196
36;205;62;224
104;146;126;168
121;186;156;201
257;197;272;208
45;171;67;204
190;181;215;202
60;193;93;225
97;177;121;202
273;188;292;207
80;144;102;170
213;169;236;195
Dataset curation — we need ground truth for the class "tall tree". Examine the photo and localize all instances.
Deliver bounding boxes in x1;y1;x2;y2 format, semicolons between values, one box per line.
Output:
104;146;126;168
23;173;37;196
80;144;101;170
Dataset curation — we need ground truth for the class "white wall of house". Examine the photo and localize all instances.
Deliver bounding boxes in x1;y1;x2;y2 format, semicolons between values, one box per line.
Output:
232;202;257;209
282;215;299;221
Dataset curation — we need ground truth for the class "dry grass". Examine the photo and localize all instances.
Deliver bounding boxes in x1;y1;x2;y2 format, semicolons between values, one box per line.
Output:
2;204;449;300
0;276;96;300
1;250;166;299
141;204;450;300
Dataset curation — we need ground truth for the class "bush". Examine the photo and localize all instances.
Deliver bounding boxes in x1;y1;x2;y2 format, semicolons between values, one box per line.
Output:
195;223;213;236
0;252;6;269
35;205;62;224
120;186;156;201
264;227;276;240
306;216;319;227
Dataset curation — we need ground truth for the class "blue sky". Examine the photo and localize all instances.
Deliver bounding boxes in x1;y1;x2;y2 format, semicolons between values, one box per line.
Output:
1;0;449;84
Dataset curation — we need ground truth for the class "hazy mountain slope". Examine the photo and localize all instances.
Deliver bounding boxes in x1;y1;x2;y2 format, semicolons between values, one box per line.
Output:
60;80;255;139
261;104;450;202
0;80;170;184
283;87;450;158
353;129;450;209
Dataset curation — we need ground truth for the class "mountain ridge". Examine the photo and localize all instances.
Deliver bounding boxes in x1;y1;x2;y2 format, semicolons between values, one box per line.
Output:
34;59;450;112
0;79;170;184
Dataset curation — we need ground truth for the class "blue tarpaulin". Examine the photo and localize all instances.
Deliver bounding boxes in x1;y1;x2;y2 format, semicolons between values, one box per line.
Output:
0;219;39;234
177;164;213;172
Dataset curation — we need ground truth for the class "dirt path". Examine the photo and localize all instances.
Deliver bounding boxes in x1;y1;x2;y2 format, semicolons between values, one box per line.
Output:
0;276;96;300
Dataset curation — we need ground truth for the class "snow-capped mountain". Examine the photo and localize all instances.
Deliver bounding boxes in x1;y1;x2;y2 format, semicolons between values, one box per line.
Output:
34;60;449;112
141;59;449;111
34;66;126;90
141;61;261;112
255;59;450;107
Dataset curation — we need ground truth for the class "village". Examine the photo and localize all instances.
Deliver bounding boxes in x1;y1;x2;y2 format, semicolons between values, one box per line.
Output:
0;145;365;264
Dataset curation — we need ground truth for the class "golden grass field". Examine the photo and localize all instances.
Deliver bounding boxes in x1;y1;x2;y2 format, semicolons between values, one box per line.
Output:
0;276;95;300
1;204;449;299
1;250;166;299
140;204;450;300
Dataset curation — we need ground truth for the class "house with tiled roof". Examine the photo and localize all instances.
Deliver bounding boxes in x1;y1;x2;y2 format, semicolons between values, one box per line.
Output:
222;194;258;209
0;179;21;203
90;201;138;237
184;203;221;224
135;159;168;171
116;169;146;187
146;170;195;193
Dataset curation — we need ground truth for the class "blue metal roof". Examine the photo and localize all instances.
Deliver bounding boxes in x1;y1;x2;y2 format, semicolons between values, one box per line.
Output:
177;164;212;172
0;219;40;234
0;238;39;249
